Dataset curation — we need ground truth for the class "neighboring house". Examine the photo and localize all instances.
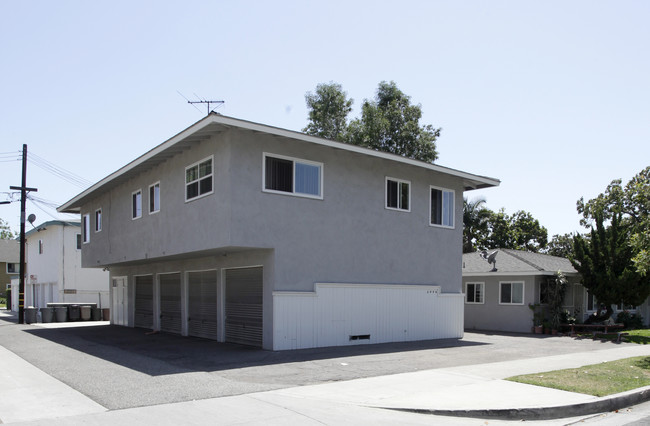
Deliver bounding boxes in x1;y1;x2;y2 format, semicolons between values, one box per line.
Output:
58;114;499;350
462;249;650;333
0;239;19;304
23;220;109;309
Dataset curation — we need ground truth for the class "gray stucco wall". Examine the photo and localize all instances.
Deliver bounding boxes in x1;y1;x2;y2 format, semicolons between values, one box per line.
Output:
80;127;465;293
463;275;538;333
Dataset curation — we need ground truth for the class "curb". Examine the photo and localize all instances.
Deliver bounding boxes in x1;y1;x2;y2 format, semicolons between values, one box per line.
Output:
380;386;650;421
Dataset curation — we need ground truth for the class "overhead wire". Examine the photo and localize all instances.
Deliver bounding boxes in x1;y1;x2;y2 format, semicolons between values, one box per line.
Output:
26;152;92;189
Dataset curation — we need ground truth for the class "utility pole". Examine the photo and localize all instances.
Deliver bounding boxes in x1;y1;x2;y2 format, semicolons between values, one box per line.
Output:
10;144;37;324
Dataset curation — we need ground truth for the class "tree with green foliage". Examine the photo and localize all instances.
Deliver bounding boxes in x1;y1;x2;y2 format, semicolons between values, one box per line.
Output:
347;81;440;163
544;233;575;258
571;167;650;320
463;197;491;253
571;211;649;321
477;208;548;252
0;218;15;240
304;81;441;163
303;82;353;141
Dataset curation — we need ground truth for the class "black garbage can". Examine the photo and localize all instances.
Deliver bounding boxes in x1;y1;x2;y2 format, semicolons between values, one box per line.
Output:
68;305;81;321
91;307;102;321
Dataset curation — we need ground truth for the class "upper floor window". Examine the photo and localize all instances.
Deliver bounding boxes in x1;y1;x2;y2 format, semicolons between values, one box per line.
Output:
76;234;82;250
95;208;102;232
386;177;410;211
38;239;43;254
430;186;455;228
466;282;484;304
500;281;524;305
186;157;213;201
263;153;322;199
82;214;90;243
132;190;142;219
149;182;160;214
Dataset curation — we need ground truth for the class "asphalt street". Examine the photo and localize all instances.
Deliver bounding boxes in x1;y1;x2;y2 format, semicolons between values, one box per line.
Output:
0;312;643;410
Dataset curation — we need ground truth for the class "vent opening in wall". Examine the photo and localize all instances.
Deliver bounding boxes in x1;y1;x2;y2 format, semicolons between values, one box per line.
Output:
349;334;371;341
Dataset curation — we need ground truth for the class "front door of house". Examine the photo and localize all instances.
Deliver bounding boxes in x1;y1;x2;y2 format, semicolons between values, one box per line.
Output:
111;277;128;326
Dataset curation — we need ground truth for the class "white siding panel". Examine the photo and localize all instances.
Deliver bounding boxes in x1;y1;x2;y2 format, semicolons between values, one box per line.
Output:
273;283;464;350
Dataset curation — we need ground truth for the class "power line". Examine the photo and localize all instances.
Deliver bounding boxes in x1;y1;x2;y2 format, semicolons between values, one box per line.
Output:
26;152;92;189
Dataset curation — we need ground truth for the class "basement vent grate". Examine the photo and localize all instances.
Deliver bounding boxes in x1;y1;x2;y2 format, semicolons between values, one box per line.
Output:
349;334;371;341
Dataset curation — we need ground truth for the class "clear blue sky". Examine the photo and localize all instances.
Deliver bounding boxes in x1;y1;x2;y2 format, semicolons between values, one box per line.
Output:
1;1;649;240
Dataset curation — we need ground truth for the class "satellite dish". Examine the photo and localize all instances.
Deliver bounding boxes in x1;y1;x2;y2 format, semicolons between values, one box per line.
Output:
480;250;498;272
27;214;36;225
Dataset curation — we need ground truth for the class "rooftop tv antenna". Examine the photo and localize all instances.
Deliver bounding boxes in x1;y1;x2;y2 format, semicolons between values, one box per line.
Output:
480;250;498;272
177;92;224;116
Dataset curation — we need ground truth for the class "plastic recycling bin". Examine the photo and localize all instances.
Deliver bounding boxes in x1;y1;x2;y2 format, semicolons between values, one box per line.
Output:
40;307;54;323
54;306;68;322
24;307;38;324
80;305;91;321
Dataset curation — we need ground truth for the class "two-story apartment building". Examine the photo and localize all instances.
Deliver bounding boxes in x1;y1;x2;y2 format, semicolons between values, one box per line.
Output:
58;114;499;350
24;220;109;309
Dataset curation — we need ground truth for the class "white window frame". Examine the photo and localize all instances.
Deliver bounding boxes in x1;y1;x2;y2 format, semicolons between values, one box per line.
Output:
262;152;323;200
95;208;102;232
499;281;525;305
149;181;160;214
430;185;455;228
465;282;485;304
82;214;90;244
185;156;214;202
6;263;18;274
132;189;142;220
385;177;411;212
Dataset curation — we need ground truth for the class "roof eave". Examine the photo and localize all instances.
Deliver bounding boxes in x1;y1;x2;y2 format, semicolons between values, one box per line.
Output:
58;114;500;212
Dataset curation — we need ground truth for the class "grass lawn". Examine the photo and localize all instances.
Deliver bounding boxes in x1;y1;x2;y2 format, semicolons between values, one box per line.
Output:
507;356;650;396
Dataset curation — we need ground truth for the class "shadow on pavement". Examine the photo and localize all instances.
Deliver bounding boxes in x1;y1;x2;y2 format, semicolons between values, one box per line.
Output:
21;324;487;377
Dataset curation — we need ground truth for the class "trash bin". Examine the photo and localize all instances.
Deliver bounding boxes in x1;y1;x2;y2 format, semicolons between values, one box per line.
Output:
68;305;80;321
80;306;91;321
40;307;54;323
91;307;102;321
54;306;68;322
24;307;38;324
102;308;110;321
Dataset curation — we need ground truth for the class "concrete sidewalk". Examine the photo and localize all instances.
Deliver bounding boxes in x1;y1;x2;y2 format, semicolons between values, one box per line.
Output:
2;309;650;424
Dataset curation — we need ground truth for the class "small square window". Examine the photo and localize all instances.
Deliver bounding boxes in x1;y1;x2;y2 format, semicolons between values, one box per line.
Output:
386;177;410;211
500;282;524;305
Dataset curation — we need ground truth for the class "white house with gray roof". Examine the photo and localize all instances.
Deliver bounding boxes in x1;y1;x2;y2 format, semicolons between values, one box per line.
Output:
462;249;650;333
58;114;499;350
